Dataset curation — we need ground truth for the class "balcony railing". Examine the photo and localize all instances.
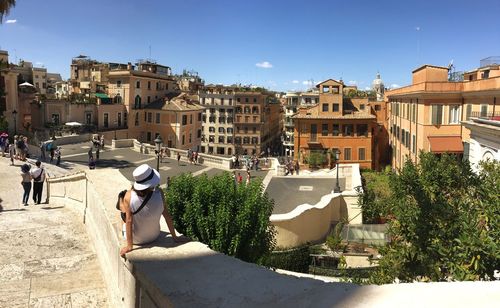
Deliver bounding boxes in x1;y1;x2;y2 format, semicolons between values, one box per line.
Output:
470;111;500;119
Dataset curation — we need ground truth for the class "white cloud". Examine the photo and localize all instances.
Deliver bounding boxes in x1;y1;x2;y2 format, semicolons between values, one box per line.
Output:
302;80;313;86
415;26;420;31
364;86;371;91
6;19;17;24
390;84;400;89
292;80;299;84
256;61;273;69
348;80;357;85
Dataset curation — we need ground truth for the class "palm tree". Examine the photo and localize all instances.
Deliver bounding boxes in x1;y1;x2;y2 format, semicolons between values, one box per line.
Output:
0;0;16;23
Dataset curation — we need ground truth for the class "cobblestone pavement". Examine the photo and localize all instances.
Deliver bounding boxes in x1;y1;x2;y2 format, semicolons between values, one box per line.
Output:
0;157;108;308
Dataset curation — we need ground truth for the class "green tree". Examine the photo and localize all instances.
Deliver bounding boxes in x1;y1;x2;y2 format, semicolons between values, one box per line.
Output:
358;167;392;223
165;172;276;263
369;153;500;283
307;151;326;169
0;0;16;23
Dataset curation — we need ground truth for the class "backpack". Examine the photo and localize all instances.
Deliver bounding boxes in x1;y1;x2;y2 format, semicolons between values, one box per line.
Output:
17;140;24;148
116;190;154;223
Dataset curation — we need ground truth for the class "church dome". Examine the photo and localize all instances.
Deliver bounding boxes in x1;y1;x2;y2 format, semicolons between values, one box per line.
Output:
372;73;384;88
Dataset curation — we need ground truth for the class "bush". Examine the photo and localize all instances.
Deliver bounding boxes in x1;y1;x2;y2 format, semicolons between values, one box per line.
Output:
165;172;276;263
307;151;327;168
358;167;392;223
260;246;311;273
326;220;346;251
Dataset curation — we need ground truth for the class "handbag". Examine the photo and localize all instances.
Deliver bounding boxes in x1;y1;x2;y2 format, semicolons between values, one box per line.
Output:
117;190;154;223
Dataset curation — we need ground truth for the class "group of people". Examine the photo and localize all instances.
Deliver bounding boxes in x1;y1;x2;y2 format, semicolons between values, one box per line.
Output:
19;160;46;206
40;141;61;165
187;149;199;165
231;154;263;171
1;135;30;164
232;170;252;186
284;160;300;176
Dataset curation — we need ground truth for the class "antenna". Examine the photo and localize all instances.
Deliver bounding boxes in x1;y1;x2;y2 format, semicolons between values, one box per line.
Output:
416;26;421;65
149;45;151;59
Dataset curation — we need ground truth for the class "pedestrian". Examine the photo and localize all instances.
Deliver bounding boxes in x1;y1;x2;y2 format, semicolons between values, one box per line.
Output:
100;135;105;149
13;135;18;160
16;135;25;161
40;142;46;162
231;155;236;169
20;164;32;206
49;145;55;163
232;171;238;185
0;136;5;157
193;151;198;165
9;142;15;165
89;157;96;170
30;160;45;204
23;136;29;159
166;176;171;190
88;148;93;161
246;171;251;186
295;161;300;175
55;147;61;166
177;152;181;165
3;138;9;158
237;172;243;184
96;147;100;160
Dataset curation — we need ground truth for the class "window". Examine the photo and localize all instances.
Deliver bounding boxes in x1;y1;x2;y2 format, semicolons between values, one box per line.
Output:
118;113;122;127
332;86;339;94
135;113;139;126
358;148;366;161
182;115;187;125
412;135;416;153
412;104;416;122
406;131;410;148
466;104;472;120
147;96;151;103
344;148;351;160
322;124;328;136
197;129;201;138
333;124;340;136
209;127;215;133
253;98;257;103
431;105;443;125
189;133;192;143
449;105;460;124
147;112;152;123
134;95;141;109
333;104;339;112
401;129;406;145
147;132;151;142
344;124;353;136
209;135;215;143
190;114;193;124
104;113;109;128
357;124;368;137
155;113;160;124
322;86;330;93
218;127;225;133
227;128;233;134
245;98;249;103
136;81;140;89
51;114;60;125
218;136;224;143
360;104;365;111
229;98;233;105
253;127;257;134
227;136;233;144
322;104;329;112
182;135;185;145
375;104;381;111
198;112;202;121
147;81;151;89
124;112;127;126
85;113;92;125
480;104;488;117
202;98;206;104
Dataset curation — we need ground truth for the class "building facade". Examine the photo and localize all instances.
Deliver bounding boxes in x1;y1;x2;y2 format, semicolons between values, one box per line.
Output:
386;62;500;169
294;79;385;169
462;116;500;172
282;91;319;158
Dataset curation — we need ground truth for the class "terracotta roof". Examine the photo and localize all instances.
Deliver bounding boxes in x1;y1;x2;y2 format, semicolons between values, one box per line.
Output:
412;64;449;73
315;78;344;87
144;93;204;112
428;136;463;153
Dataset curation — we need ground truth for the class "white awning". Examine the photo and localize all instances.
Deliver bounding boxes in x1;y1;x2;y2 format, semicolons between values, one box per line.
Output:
64;122;83;127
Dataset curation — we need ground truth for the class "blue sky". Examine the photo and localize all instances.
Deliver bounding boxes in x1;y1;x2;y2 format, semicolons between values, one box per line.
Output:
1;0;499;91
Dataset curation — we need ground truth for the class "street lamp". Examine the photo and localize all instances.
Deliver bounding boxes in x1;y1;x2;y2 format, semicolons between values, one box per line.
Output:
12;110;17;135
334;149;341;193
154;135;163;171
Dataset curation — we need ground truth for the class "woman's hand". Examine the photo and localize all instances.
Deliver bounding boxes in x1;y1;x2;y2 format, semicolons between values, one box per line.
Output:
120;245;133;257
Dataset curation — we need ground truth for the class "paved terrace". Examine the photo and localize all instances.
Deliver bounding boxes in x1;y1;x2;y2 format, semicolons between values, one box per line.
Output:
0;158;108;307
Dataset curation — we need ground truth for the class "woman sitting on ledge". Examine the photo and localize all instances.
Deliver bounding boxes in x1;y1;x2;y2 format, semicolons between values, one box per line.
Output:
118;164;182;257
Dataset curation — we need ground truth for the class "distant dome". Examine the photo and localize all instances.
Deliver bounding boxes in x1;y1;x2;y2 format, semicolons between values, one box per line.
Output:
372;73;384;87
372;73;385;102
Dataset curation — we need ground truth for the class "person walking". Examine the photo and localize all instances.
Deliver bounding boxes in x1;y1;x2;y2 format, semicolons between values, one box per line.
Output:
177;152;181;165
9;142;15;165
237;172;243;184
245;171;251;186
96;147;100;161
20;164;32;206
40;142;46;162
100;135;105;150
30;160;45;204
55;147;61;166
88;148;93;161
295;161;300;175
49;143;55;163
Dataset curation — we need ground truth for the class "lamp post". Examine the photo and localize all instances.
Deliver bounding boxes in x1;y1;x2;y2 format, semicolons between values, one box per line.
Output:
334;149;341;193
12;110;17;136
154;135;163;171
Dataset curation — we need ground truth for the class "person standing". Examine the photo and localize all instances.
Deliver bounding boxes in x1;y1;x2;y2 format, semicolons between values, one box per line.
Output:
9;142;15;165
20;164;32;206
49;143;55;163
88;148;93;161
55;147;61;166
100;135;105;149
245;171;251;186
177;152;181;165
237;172;243;184
30;160;45;204
40;142;46;162
96;147;100;160
295;161;300;175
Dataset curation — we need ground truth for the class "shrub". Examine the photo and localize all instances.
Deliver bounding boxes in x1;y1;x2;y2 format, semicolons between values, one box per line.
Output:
165;172;276;263
260;245;311;273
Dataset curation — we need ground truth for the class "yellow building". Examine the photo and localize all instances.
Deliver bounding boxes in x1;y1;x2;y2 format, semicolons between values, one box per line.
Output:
387;61;500;169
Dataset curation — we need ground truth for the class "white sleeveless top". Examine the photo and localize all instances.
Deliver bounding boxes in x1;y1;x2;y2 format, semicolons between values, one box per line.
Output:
125;188;164;244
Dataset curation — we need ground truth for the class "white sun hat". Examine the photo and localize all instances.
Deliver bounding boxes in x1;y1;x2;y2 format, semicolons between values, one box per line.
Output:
133;164;160;190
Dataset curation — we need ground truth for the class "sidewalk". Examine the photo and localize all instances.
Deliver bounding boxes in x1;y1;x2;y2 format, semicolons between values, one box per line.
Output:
0;157;108;307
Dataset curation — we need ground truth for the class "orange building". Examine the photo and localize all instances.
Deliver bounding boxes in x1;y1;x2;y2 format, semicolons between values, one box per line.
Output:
293;79;385;169
129;93;205;150
386;61;500;169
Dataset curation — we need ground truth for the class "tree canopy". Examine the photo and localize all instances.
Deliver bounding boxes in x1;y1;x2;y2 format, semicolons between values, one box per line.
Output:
366;153;499;283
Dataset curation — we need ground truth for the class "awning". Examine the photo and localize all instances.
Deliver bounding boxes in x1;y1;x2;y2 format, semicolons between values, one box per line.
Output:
428;136;463;153
94;93;109;99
